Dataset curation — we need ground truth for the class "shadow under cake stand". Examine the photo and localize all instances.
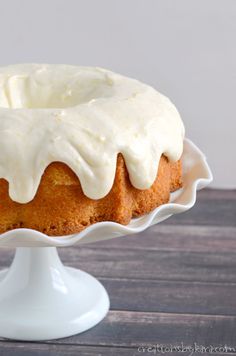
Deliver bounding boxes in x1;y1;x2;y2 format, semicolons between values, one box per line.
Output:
0;139;212;341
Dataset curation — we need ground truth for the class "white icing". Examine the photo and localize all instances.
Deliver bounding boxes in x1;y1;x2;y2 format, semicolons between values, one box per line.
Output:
0;64;185;203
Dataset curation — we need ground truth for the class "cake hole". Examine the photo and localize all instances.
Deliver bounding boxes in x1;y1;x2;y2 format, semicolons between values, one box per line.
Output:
0;66;113;109
81;221;88;227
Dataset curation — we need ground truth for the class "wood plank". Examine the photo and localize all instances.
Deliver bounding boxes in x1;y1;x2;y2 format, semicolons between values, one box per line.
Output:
2;248;236;316
0;224;235;265
96;224;236;253
38;311;236;348
1;241;236;284
164;196;236;227
1;224;236;263
0;342;137;356
197;189;236;201
57;246;236;283
0;340;233;356
0;262;235;317
101;278;236;316
156;188;236;227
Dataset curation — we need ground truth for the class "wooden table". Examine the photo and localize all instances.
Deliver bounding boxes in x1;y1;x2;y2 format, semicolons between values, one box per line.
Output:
0;189;235;356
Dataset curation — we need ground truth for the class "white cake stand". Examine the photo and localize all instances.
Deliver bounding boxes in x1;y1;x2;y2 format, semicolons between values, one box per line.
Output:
0;139;212;341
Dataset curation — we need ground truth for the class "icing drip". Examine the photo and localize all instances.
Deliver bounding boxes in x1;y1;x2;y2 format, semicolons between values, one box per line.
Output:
0;64;185;203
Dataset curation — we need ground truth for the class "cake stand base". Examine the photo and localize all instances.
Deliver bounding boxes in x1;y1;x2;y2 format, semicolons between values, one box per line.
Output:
0;247;109;341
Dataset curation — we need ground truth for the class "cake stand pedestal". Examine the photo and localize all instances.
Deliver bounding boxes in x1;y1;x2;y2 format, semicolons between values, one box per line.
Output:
0;139;212;341
0;247;109;341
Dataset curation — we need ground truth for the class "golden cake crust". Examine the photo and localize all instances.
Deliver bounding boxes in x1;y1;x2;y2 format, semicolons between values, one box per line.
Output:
0;155;182;236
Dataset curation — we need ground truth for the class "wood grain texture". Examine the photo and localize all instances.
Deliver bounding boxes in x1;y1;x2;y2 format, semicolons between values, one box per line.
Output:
0;189;235;355
0;342;139;356
43;311;236;347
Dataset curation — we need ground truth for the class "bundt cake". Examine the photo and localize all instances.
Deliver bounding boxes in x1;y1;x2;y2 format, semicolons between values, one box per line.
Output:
0;64;185;236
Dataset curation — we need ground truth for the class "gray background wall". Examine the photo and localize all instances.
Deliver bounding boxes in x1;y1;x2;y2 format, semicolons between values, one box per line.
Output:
0;0;235;188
